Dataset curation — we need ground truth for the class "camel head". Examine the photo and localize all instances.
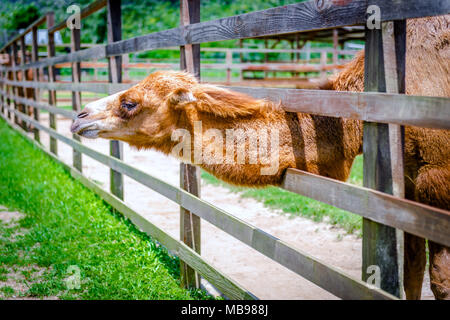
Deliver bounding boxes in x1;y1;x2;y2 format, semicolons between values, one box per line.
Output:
71;70;272;152
70;71;203;151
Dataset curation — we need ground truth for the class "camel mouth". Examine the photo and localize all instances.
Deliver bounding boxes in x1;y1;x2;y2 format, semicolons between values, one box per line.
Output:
79;129;100;139
70;120;101;139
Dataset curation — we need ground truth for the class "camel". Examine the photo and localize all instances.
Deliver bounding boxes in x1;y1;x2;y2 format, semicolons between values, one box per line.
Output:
71;16;449;299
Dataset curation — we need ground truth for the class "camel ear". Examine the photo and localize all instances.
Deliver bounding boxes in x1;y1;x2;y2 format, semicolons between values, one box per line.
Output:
167;87;196;109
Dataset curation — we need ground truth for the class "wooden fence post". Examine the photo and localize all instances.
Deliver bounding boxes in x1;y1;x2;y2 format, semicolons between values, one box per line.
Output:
11;42;20;126
31;25;40;142
5;47;12;120
362;25;403;298
122;53;129;83
320;51;327;78
19;36;27;130
382;20;407;299
0;63;4;116
107;0;124;199
47;12;57;155
225;50;232;85
71;25;82;172
179;0;201;290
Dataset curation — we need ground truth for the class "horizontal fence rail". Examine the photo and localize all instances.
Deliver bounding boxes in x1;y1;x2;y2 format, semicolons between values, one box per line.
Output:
0;90;77;119
2;81;449;130
228;87;450;130
1;0;449;72
282;169;450;247
0;79;130;95
1;0;449;301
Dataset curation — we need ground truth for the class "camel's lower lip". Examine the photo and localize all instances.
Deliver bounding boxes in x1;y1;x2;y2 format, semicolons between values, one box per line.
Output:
71;120;100;138
79;129;100;138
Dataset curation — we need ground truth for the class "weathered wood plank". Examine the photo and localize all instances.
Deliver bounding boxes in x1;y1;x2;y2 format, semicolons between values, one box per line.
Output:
71;26;82;172
107;0;124;201
1;78;449;130
282;169;450;248
369;0;450;22
0;112;256;301
11;43;20;126
31;25;40;142
227;87;450;130
179;0;202;290
47;13;57;155
52;60;347;72
383;20;407;299
362;25;401;297
0;79;131;94
0;89;76;119
0;45;107;72
179;162;202;289
1;105;398;300
3;50;13;119
19;36;28;130
0;68;5;115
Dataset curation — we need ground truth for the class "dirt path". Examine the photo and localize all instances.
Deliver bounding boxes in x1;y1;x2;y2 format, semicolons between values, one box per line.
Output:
30;115;433;300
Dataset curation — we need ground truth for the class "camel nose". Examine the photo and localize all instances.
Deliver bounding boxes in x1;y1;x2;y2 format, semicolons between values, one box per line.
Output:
71;108;94;133
76;107;92;119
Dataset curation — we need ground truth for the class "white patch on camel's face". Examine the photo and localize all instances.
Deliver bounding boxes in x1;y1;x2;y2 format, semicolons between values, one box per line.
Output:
86;91;124;114
70;90;127;139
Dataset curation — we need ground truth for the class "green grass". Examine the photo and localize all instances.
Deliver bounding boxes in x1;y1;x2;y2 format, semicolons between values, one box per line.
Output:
201;156;364;235
0;118;211;300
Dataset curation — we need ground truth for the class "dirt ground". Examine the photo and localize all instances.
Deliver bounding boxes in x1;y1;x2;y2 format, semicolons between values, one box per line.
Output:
24;115;433;300
0;206;58;300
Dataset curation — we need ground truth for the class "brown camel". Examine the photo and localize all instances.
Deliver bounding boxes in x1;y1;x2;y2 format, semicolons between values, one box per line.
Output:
71;16;449;299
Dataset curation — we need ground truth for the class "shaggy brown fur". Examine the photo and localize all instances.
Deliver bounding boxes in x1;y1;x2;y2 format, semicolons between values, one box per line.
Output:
71;16;449;300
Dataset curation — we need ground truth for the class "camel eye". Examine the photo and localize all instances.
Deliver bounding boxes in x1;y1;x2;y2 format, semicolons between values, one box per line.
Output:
121;101;137;111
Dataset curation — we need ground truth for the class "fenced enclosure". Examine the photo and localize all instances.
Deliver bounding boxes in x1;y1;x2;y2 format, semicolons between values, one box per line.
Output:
51;46;358;85
0;0;449;300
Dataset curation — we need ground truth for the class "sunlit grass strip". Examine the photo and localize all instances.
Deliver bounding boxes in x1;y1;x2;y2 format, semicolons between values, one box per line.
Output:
0;118;211;300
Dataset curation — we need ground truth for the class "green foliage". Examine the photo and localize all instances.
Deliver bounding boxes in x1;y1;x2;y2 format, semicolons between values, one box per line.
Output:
201;156;364;235
0;119;211;300
0;0;305;47
3;3;40;30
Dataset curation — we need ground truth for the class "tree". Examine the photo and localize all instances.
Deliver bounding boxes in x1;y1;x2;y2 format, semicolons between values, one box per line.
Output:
5;4;40;30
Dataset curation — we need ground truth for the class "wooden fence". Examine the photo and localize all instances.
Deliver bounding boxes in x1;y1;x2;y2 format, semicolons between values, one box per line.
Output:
0;0;449;300
52;46;358;85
